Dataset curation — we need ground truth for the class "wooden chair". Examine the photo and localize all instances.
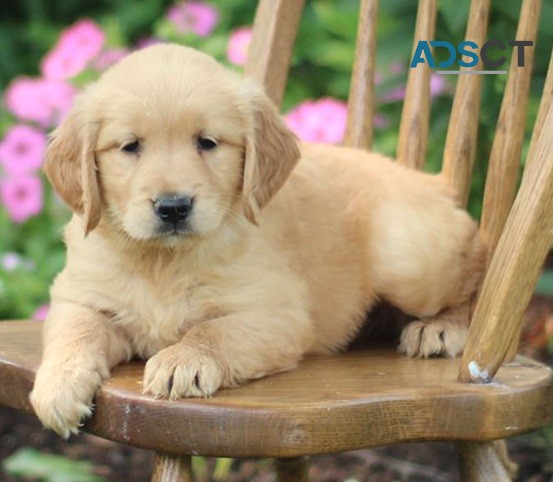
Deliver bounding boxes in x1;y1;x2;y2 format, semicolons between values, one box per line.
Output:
1;0;553;480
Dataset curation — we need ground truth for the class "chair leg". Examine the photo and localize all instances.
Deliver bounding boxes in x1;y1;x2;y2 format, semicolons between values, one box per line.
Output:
458;440;517;481
275;456;310;482
151;453;193;482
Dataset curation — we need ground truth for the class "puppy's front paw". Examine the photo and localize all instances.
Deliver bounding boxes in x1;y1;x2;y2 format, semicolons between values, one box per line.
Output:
398;320;468;358
30;364;104;438
143;343;224;399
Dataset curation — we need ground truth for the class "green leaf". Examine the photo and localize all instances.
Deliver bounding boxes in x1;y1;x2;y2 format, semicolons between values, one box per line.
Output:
102;16;126;48
493;0;553;36
536;270;553;297
312;2;359;41
2;448;107;482
439;0;470;35
310;39;354;72
212;457;234;480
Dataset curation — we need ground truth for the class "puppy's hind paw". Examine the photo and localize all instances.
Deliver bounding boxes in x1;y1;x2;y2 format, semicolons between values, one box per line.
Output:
398;320;468;358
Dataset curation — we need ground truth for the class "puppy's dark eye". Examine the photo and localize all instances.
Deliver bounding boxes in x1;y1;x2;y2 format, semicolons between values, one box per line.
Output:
197;136;218;151
121;140;141;154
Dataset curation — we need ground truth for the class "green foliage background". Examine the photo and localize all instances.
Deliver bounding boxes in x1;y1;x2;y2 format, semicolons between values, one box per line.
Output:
0;0;552;319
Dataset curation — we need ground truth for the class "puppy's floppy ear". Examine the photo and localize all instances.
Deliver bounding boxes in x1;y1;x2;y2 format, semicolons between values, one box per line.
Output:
43;97;102;235
242;88;300;224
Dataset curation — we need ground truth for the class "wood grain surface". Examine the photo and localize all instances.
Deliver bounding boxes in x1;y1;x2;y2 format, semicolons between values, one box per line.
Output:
244;0;305;107
1;321;552;458
344;0;379;150
459;103;553;382
151;453;192;482
396;0;436;170
441;0;491;205
525;50;553;172
458;441;518;481
480;0;542;260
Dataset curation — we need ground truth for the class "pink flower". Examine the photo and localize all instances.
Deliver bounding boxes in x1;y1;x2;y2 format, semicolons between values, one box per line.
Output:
374;114;390;130
136;37;162;49
1;252;34;271
167;1;218;37
2;252;23;271
285;98;348;144
380;73;448;103
41;19;105;80
430;73;448;97
4;76;76;127
0;174;43;223
226;27;253;66
380;85;406;103
390;62;406;75
0;125;47;175
92;48;130;71
33;304;49;320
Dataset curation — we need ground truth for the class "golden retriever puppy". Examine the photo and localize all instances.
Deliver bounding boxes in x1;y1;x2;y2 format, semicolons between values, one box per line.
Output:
30;44;485;437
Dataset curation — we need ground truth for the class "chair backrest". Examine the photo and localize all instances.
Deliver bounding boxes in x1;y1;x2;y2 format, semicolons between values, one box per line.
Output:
245;0;553;383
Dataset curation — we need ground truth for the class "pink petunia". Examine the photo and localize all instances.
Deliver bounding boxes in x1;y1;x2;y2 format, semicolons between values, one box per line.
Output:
380;85;406;103
136;37;163;49
4;76;76;127
285;98;348;144
1;252;23;271
32;304;50;321
374;114;390;130
390;62;406;75
0;125;47;175
0;174;43;223
226;27;253;66
1;252;35;271
430;73;448;97
92;48;130;71
167;1;218;37
380;73;448;103
41;19;105;80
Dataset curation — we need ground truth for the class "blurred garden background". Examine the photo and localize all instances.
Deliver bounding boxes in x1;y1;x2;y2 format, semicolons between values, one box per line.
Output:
0;0;553;480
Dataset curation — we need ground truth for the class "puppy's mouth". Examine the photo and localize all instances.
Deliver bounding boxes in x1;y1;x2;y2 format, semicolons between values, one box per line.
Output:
154;221;197;238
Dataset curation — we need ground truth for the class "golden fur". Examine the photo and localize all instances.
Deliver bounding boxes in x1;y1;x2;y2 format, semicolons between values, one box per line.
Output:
30;44;485;437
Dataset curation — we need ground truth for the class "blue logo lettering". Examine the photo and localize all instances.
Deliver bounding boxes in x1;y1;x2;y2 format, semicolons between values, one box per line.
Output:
410;41;435;68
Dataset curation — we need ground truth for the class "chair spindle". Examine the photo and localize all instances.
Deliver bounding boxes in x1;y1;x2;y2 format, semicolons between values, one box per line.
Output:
396;0;436;170
526;50;553;171
441;0;492;205
245;0;305;108
458;102;553;383
480;0;542;261
151;454;192;482
344;0;379;150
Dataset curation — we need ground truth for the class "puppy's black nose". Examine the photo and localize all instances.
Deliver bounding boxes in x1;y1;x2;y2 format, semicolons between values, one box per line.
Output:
154;195;194;223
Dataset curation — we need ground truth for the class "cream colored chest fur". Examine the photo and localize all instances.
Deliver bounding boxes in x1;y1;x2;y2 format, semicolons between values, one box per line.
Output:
52;218;312;358
53;224;229;357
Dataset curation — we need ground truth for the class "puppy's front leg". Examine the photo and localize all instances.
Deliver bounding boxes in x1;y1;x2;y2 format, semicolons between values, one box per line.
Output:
144;312;313;399
30;302;131;438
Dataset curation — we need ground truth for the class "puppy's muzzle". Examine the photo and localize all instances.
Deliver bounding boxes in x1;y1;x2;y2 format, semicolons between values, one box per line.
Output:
154;194;194;224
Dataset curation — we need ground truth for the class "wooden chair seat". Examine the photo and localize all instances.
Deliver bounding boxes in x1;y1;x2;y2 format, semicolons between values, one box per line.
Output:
1;320;553;461
2;0;553;480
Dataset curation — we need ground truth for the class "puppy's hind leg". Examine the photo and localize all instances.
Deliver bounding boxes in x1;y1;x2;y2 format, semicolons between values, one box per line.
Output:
374;219;486;359
398;301;473;358
398;230;486;359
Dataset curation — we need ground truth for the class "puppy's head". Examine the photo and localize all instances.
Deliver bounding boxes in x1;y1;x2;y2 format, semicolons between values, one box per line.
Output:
44;44;299;242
